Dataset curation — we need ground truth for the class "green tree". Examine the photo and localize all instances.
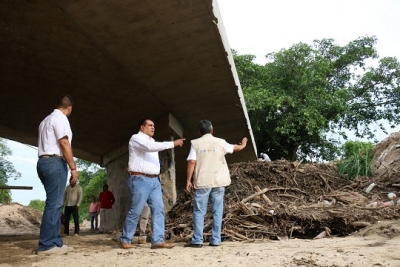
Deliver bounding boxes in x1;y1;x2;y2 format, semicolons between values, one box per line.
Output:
75;159;107;220
234;36;400;161
0;138;21;203
29;199;45;212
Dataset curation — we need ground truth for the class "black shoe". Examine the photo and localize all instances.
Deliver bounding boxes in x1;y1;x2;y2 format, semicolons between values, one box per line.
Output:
184;243;203;248
209;243;220;247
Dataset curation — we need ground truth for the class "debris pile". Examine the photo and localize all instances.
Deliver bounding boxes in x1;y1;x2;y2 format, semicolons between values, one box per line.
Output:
166;160;400;242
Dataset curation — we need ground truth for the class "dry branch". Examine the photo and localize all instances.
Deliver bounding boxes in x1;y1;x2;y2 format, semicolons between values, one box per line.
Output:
255;185;273;205
318;173;332;192
241;188;268;203
350;221;371;228
225;229;248;240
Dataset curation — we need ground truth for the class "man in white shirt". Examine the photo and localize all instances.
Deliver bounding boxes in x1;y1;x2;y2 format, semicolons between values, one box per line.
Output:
36;95;78;255
185;120;247;248
119;119;185;249
63;180;83;236
260;152;271;162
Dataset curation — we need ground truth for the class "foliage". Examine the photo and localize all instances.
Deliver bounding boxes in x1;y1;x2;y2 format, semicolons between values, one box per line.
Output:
233;36;400;161
0;138;21;204
29;199;45;212
27;159;106;222
75;159;107;220
336;141;374;180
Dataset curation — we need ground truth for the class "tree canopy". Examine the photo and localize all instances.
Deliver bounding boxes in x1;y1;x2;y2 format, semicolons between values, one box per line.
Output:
234;36;400;161
0;138;21;204
75;159;107;220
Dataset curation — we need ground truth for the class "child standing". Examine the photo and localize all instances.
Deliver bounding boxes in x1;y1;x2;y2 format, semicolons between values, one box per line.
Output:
89;196;100;230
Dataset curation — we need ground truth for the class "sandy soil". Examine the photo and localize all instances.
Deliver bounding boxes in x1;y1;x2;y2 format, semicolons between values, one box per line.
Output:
1;202;400;267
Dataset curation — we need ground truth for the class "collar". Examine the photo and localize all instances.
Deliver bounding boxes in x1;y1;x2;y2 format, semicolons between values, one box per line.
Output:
138;131;154;141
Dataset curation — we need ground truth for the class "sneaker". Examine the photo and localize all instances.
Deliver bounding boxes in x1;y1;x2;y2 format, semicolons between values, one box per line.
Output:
38;246;68;255
209;243;220;247
138;237;147;244
74;233;79;237
62;245;74;252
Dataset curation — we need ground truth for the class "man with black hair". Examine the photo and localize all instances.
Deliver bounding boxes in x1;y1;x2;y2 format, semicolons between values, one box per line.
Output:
120;119;185;249
63;179;83;236
260;152;271;162
37;94;78;255
185;120;247;248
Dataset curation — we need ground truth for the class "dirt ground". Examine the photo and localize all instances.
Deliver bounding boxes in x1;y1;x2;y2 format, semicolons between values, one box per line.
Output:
2;131;400;267
1;211;400;267
0;202;399;267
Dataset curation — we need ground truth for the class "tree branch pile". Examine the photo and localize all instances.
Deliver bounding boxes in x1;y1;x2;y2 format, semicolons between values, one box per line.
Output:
166;160;400;242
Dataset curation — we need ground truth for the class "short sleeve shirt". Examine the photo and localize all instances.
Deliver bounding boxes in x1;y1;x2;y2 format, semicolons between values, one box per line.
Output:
38;109;72;157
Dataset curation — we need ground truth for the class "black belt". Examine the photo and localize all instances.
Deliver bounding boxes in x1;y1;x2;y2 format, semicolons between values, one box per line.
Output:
130;172;158;178
39;154;65;160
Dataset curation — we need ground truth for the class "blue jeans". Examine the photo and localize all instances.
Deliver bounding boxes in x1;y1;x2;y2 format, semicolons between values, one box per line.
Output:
36;157;68;251
64;206;80;235
192;187;225;245
120;175;165;245
90;212;98;229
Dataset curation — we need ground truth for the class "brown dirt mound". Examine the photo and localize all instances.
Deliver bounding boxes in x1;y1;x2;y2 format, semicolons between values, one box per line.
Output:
0;203;42;235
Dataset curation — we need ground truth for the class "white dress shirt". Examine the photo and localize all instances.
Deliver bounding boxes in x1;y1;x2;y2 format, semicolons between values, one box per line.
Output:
128;131;174;175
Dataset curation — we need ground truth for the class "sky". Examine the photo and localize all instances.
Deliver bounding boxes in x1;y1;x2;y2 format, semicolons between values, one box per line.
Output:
5;0;400;205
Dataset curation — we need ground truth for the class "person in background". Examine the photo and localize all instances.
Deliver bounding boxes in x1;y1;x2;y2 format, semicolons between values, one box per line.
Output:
185;119;247;248
99;184;115;233
63;179;83;236
260;152;271;162
138;204;150;244
119;119;185;249
36;94;78;255
89;196;100;230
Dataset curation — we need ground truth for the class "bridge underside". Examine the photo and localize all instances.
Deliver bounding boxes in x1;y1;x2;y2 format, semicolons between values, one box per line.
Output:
1;0;256;167
1;1;257;222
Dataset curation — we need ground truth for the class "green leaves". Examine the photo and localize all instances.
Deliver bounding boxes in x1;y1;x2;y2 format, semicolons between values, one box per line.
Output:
75;159;107;220
29;199;45;212
0;138;21;204
234;36;400;161
336;141;374;180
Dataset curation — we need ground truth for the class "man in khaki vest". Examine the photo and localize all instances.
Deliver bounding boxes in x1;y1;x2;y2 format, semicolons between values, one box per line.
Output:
185;120;248;248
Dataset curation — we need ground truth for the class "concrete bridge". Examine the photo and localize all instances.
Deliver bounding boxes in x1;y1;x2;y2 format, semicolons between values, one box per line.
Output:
0;0;257;230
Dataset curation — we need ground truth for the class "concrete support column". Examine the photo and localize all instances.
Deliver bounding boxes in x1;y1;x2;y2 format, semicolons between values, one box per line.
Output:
101;145;130;231
159;136;177;211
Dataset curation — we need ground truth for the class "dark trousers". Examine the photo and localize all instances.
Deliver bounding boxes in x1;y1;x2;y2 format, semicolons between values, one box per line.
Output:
64;205;80;235
90;212;98;229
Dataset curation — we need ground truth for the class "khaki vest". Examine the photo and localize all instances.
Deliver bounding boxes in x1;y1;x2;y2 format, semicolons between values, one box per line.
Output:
191;134;231;189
